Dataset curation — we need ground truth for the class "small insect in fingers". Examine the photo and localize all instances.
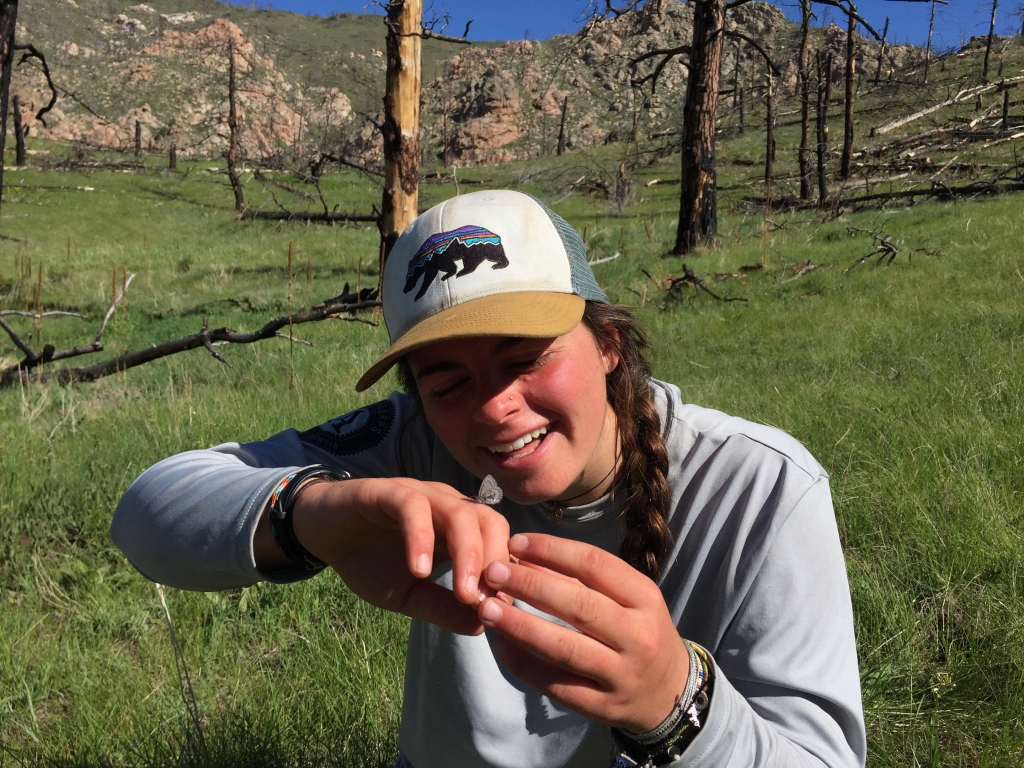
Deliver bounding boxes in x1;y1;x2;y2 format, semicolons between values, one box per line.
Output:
475;475;504;505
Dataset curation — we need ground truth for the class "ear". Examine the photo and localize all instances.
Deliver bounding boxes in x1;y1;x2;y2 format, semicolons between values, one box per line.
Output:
595;326;621;375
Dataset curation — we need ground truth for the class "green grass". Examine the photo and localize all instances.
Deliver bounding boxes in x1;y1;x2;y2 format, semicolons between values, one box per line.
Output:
1;137;1024;767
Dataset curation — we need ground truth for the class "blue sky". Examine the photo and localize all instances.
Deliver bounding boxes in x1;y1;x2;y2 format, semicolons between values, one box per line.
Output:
224;1;1022;52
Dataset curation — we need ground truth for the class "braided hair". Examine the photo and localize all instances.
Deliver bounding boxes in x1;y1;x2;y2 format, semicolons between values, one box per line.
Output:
579;302;671;581
394;301;672;581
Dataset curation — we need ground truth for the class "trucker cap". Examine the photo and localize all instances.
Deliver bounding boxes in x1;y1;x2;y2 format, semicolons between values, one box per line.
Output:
355;189;609;392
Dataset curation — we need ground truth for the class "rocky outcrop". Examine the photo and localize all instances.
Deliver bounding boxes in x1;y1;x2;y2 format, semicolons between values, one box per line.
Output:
11;17;352;160
12;0;925;167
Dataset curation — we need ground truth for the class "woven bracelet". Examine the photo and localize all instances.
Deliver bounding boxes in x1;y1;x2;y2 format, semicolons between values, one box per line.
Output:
268;465;349;572
611;641;715;767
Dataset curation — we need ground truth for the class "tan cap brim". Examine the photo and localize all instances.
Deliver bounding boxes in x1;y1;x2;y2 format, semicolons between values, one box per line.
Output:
355;291;585;392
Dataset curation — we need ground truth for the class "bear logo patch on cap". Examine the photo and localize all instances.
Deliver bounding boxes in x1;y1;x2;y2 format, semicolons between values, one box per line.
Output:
404;225;509;300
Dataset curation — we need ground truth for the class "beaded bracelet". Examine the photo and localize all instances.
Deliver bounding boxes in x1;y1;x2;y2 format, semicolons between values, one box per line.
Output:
610;641;715;768
267;465;349;572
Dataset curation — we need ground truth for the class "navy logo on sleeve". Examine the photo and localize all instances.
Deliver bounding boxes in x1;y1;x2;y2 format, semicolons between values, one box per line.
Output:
299;400;396;456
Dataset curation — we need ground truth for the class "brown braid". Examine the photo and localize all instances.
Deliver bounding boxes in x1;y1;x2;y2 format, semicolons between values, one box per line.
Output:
393;302;672;581
579;302;672;581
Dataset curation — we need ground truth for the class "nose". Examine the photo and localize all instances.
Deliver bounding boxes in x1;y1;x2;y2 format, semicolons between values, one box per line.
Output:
474;382;520;425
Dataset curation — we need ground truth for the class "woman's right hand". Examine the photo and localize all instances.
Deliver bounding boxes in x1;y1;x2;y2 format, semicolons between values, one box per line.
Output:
257;477;511;636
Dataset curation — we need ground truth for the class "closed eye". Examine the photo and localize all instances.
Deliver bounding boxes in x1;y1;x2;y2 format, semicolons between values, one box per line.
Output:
431;376;470;399
507;351;551;373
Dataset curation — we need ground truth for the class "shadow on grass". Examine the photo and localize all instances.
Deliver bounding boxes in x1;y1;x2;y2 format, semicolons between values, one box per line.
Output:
7;710;398;768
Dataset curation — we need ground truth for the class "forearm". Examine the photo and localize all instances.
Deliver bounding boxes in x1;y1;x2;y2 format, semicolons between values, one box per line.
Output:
111;449;300;590
680;667;846;768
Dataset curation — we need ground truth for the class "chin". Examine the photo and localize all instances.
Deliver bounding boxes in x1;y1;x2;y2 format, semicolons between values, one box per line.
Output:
496;473;572;507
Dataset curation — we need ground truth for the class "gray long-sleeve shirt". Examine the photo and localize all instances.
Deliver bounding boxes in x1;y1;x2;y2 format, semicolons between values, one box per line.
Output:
111;381;866;768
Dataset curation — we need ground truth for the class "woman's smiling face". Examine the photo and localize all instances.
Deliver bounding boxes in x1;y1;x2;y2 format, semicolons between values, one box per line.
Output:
407;322;620;506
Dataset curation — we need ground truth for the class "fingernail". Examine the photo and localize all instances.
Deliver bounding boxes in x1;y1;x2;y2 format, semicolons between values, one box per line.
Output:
486;560;510;586
415;554;431;576
465;573;479;596
479;599;502;625
508;534;529;555
477;591;488;604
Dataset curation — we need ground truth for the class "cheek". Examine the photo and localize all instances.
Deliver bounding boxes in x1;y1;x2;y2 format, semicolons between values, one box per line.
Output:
531;358;608;432
420;400;471;451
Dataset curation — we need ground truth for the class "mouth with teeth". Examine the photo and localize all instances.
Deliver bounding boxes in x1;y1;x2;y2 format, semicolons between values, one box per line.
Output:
487;426;549;455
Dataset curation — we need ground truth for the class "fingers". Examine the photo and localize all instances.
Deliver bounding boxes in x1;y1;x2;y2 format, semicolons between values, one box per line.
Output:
482;560;628;648
507;533;658;609
401;578;485;636
440;501;486;603
390;488;436;578
477;596;618;687
490;635;609;718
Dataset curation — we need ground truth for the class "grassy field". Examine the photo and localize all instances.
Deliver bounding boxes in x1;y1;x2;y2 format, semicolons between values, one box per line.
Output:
1;134;1023;768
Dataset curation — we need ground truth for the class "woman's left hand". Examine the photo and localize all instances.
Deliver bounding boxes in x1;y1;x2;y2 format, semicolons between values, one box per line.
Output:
477;532;690;734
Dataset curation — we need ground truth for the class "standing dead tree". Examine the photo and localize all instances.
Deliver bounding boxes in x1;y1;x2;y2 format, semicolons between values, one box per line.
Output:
378;2;471;265
764;61;777;213
0;0;18;221
814;0;880;181
675;0;725;254
798;0;813;199
874;17;889;84
226;41;245;213
983;0;999;84
380;0;424;267
816;49;834;203
916;0;950;83
12;92;24;166
631;0;808;254
557;95;569;156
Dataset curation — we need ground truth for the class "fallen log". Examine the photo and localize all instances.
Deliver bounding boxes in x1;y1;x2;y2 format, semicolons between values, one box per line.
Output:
873;75;1024;136
740;178;1024;210
1;290;381;387
241;209;379;223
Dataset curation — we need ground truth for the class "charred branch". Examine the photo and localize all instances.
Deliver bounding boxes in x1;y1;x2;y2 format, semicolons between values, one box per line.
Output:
0;274;133;376
630;44;691;93
240;208;380;223
1;290;381;387
13;44;57;124
723;30;779;75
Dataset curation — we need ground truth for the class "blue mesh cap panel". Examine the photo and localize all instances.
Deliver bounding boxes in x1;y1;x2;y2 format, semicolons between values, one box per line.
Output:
529;195;609;303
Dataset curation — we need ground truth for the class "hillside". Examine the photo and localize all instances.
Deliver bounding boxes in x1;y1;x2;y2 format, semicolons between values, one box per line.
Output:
13;0;498;158
13;0;921;165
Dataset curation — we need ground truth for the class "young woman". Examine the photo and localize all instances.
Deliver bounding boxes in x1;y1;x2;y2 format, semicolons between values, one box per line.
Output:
112;190;865;768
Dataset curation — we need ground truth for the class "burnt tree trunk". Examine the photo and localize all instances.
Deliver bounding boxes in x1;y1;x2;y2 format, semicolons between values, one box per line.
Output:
1002;88;1011;130
983;0;998;84
874;17;889;84
738;77;745;133
0;0;18;218
816;50;832;204
134;120;142;157
226;42;244;213
13;92;25;166
840;5;857;180
557;95;569;155
169;143;177;170
764;66;776;214
674;0;725;255
798;0;812;199
441;79;449;168
924;0;936;84
380;0;422;265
